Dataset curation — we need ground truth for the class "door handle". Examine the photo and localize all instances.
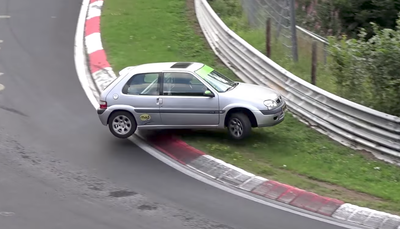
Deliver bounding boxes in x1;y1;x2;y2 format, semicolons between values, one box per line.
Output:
156;97;163;105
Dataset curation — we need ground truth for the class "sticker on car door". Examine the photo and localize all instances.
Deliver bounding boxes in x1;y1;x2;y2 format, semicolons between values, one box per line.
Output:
140;114;151;121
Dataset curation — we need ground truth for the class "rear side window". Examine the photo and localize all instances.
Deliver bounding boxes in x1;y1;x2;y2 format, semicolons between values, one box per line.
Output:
163;72;208;96
122;73;161;95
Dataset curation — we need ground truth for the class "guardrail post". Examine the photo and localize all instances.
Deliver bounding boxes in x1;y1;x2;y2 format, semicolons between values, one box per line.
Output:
311;41;317;85
323;43;327;65
266;18;271;58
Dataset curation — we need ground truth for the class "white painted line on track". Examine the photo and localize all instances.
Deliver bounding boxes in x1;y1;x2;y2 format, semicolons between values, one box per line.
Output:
0;15;10;18
0;212;15;216
74;0;100;109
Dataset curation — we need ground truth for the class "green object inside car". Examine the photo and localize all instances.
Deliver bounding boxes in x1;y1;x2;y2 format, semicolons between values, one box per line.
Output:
195;65;214;78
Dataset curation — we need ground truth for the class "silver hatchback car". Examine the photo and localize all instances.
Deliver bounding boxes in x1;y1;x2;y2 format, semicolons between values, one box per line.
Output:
97;62;286;140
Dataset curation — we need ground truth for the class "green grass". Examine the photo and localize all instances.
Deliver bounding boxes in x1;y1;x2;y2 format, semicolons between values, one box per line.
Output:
101;0;400;215
100;0;236;79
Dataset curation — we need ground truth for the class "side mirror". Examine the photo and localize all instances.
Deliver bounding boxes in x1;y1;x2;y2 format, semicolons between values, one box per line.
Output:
204;90;215;97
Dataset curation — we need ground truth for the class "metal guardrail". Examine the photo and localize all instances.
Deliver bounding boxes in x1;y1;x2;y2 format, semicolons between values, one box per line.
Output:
296;25;328;44
195;0;400;164
295;25;329;64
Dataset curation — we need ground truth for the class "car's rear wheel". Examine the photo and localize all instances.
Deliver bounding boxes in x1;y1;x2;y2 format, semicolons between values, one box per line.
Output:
108;111;137;139
227;112;251;140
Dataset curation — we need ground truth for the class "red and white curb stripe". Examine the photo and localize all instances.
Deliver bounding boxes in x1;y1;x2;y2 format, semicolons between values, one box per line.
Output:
146;135;400;229
81;1;400;228
84;0;116;98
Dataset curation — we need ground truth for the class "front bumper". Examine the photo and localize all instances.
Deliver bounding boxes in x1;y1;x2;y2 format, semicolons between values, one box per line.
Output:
254;103;286;127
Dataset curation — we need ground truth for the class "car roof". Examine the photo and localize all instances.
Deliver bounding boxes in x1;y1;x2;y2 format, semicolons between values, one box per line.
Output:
127;62;206;75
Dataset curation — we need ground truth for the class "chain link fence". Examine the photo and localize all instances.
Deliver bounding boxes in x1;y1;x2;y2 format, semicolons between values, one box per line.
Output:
241;0;295;59
296;25;329;65
240;0;328;65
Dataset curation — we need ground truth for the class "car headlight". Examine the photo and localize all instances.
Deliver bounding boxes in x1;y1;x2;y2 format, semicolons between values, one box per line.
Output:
263;99;278;110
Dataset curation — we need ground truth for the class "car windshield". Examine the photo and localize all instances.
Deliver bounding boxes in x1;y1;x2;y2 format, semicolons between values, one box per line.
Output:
195;65;236;92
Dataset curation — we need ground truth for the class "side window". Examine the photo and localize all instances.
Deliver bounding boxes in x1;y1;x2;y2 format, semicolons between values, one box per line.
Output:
122;73;160;95
163;72;208;96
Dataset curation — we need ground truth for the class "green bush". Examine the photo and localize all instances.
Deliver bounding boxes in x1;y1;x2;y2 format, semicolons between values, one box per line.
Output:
332;0;400;39
209;0;250;31
297;0;400;39
328;15;400;116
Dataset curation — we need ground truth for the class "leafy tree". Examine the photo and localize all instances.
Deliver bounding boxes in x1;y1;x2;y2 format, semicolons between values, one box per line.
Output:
297;0;400;38
328;14;400;116
335;0;400;38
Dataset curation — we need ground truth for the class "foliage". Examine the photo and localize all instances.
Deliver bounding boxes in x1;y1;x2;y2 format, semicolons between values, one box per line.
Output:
297;0;400;39
328;14;400;116
209;0;250;31
315;0;342;36
296;0;342;36
211;0;400;116
333;0;400;38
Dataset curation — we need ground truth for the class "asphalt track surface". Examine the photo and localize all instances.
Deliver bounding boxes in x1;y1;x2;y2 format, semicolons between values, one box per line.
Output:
0;0;354;228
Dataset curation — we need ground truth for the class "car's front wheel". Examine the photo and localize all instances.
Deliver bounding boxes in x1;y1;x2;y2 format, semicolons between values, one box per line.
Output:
227;112;251;140
108;111;137;139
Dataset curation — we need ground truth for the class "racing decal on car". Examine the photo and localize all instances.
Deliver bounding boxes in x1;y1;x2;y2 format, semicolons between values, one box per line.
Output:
140;114;151;121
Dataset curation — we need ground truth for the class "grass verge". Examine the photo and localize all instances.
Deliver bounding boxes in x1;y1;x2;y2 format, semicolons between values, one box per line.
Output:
100;0;400;214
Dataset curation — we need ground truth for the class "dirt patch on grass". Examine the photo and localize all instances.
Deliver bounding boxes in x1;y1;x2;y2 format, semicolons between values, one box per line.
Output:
186;0;203;36
299;174;399;215
251;155;391;211
300;174;383;201
185;0;229;71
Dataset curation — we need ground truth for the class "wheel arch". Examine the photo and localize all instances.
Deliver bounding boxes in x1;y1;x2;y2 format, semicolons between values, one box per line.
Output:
224;107;258;128
107;109;137;125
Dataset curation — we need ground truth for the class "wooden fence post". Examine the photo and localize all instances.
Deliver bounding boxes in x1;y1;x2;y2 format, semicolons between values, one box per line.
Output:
311;41;317;85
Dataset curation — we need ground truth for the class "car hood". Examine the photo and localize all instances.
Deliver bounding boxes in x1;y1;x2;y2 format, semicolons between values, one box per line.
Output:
225;82;280;101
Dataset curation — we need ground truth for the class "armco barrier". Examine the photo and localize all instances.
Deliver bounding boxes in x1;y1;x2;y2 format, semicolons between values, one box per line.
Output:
194;0;400;165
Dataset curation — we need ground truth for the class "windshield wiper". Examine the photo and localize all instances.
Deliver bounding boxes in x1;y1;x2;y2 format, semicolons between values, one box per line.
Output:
225;82;239;92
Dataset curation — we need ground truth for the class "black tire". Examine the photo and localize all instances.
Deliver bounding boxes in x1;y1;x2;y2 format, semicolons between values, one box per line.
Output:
227;112;252;140
108;111;137;139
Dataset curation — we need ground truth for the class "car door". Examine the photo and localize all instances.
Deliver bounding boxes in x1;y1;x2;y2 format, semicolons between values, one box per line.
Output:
118;72;162;126
159;71;220;126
